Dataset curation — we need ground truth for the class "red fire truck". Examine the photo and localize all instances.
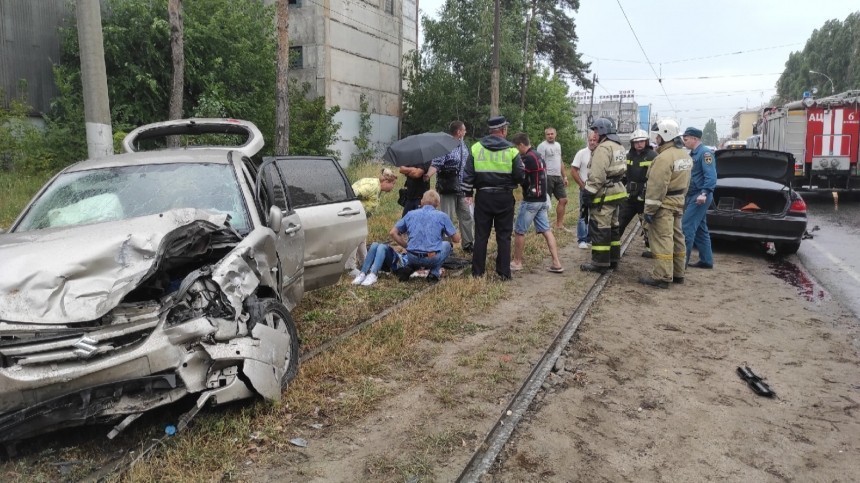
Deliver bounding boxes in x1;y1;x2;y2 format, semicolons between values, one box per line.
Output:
760;90;860;191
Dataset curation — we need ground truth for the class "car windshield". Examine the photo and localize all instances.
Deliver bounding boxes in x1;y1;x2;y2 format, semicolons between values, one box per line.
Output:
15;163;250;232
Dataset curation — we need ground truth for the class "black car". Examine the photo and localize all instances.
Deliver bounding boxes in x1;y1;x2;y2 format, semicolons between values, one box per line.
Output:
706;148;808;254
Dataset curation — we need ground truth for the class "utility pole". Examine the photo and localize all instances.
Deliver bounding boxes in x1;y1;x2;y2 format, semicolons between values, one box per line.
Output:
588;73;597;125
518;0;538;126
490;0;500;117
275;0;290;155
76;0;112;158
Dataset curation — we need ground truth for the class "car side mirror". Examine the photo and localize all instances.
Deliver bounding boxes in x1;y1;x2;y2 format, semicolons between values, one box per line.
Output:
268;206;283;234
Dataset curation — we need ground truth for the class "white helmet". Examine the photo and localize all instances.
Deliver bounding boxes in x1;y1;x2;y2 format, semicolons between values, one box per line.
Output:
650;118;680;144
631;129;649;142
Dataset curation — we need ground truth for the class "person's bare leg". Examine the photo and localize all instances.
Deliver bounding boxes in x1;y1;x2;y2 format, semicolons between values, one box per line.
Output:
555;198;568;229
512;233;526;268
543;230;562;269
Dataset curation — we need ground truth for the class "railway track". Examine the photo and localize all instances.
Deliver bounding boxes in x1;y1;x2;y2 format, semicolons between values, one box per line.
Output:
457;226;639;482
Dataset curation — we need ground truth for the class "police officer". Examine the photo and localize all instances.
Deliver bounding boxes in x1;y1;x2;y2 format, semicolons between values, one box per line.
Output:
639;119;693;289
617;129;657;242
580;118;627;274
462;115;525;279
681;127;717;269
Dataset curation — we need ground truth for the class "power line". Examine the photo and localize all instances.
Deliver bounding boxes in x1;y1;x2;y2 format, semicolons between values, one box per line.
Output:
601;72;782;81
581;42;803;65
614;0;676;114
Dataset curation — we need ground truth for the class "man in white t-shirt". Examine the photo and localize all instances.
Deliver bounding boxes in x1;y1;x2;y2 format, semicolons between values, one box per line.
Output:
536;127;568;230
570;130;599;248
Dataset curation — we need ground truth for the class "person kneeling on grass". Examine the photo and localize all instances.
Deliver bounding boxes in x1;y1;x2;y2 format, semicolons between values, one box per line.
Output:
351;242;406;287
510;132;564;274
389;189;460;283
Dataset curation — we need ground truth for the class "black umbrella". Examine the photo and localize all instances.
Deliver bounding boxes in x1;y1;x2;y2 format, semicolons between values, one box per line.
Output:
382;132;461;167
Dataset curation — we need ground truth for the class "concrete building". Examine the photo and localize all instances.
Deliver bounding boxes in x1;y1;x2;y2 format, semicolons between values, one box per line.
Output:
572;90;639;143
272;0;417;162
731;108;760;140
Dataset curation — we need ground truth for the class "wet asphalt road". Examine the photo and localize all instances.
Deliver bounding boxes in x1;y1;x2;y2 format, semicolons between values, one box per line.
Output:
795;192;860;318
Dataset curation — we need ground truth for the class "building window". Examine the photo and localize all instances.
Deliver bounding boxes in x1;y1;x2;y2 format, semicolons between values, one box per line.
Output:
384;0;393;14
289;0;300;5
289;46;303;69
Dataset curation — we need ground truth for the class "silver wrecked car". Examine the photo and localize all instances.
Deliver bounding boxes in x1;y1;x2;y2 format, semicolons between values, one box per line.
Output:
0;119;366;446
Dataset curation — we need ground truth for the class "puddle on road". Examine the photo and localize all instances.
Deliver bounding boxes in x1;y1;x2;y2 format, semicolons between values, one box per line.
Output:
769;259;830;303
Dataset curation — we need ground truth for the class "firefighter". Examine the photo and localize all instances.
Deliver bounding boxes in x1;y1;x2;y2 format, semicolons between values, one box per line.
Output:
462;115;525;279
639;119;693;289
580;118;628;274
681;127;717;268
617;129;657;253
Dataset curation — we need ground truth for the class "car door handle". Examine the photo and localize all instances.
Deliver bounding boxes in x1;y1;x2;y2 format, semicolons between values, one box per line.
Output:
283;223;301;235
338;208;362;216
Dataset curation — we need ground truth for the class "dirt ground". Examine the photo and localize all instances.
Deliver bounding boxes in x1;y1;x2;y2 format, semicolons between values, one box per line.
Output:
246;232;860;482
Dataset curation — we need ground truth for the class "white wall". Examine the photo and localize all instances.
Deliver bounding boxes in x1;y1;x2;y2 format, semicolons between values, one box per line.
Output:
333;108;399;165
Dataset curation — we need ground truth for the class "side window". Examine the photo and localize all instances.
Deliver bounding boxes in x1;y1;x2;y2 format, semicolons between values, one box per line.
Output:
261;163;291;211
276;158;350;208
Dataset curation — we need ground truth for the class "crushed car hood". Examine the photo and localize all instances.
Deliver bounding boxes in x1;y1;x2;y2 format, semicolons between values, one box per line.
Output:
0;209;235;324
714;149;794;185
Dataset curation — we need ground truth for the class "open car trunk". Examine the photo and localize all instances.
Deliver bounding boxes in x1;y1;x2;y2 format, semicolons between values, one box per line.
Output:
712;187;790;216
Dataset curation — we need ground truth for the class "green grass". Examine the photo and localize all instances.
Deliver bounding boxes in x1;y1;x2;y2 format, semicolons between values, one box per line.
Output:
0;170;53;229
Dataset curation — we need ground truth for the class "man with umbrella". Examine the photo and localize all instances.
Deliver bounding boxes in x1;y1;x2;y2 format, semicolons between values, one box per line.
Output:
423;121;474;253
383;132;463;217
462;115;525;280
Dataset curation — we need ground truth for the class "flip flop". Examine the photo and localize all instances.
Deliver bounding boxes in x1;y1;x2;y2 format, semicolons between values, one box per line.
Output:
547;266;565;273
510;263;523;272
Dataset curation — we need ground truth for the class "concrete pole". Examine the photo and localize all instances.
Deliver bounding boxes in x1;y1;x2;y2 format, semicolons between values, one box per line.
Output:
76;0;113;158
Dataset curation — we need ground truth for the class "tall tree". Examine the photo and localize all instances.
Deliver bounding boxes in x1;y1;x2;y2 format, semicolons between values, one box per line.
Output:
774;12;860;103
167;0;184;147
403;0;580;152
702;119;718;147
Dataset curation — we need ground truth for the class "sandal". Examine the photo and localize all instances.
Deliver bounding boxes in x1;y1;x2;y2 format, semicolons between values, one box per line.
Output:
510;262;523;272
547;266;565;273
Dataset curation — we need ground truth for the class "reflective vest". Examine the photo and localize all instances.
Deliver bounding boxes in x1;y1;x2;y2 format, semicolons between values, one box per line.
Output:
471;143;519;174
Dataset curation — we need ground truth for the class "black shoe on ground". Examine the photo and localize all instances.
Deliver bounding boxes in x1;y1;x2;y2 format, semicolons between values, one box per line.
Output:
427;274;440;283
688;261;713;269
462;244;473;254
397;267;415;282
641;251;653;259
580;263;609;274
672;277;684;284
638;276;669;289
610;262;618;269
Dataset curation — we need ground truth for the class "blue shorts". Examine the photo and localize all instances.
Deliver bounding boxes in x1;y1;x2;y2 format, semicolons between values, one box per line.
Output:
514;201;550;235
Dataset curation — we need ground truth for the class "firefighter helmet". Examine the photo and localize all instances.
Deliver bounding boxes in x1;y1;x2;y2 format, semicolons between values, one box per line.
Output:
590;117;617;136
650;118;680;144
631;129;649;142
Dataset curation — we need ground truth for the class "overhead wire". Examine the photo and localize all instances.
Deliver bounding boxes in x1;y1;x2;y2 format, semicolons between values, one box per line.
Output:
581;42;803;65
613;0;676;114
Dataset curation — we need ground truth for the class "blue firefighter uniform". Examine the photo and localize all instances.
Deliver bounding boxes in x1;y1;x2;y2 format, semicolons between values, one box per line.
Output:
682;142;717;267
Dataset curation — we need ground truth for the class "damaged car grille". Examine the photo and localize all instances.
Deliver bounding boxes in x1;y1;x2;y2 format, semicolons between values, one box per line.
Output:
0;302;162;368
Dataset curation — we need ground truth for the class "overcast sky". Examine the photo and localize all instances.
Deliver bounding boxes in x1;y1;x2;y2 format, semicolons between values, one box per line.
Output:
417;0;859;138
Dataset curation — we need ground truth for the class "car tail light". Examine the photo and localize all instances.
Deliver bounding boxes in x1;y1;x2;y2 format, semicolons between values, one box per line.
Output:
788;198;807;214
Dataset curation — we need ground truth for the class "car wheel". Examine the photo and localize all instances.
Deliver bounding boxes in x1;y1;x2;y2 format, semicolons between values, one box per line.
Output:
776;241;801;255
250;299;299;390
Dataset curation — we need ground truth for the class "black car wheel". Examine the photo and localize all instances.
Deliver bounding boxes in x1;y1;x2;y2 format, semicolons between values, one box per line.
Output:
776;241;801;255
250;299;299;390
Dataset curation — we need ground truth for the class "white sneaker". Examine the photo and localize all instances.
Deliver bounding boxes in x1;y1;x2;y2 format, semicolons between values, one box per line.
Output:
361;273;378;286
348;268;361;277
351;273;366;285
578;242;590;249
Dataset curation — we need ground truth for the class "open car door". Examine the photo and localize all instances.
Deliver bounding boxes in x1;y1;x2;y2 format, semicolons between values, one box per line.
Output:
267;156;367;290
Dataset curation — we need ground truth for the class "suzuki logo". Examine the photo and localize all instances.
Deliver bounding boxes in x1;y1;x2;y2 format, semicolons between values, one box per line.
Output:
73;336;99;359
